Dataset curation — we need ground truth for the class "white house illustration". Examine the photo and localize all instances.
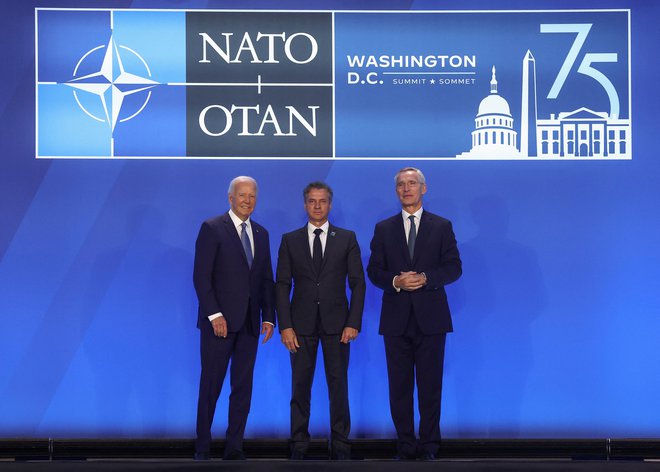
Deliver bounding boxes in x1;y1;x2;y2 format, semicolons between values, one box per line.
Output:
457;51;631;159
536;108;630;158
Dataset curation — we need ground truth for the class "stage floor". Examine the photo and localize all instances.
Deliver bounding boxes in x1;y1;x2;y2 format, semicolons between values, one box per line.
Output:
3;459;660;471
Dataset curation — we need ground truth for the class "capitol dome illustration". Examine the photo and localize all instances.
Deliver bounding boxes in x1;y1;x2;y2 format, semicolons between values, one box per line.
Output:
457;66;521;158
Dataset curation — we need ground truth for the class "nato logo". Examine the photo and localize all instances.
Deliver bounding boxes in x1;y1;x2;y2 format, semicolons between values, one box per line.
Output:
66;37;157;133
36;9;333;159
37;10;187;158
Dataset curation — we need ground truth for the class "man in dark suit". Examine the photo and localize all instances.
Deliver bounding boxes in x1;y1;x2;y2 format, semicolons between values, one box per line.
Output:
367;167;462;461
193;176;275;460
276;182;366;460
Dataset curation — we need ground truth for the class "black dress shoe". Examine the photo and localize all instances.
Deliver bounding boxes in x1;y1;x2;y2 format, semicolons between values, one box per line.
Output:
290;449;306;460
224;449;246;460
394;454;417;461
420;451;437;461
193;452;210;461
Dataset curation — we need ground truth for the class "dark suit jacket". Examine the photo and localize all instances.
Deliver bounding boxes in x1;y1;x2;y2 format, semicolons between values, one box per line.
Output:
367;210;461;336
193;212;275;334
276;225;366;336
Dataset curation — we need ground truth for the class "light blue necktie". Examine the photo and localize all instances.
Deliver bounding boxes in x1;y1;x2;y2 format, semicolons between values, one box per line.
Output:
240;222;253;268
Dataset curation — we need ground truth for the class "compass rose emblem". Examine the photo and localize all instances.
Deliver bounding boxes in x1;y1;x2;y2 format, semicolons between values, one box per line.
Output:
66;36;158;132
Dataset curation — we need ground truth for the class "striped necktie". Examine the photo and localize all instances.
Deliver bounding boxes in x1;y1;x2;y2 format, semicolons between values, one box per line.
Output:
240;222;253;268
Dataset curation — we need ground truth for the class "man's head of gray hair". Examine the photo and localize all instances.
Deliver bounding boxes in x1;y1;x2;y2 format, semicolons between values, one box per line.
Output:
228;176;258;196
394;167;426;185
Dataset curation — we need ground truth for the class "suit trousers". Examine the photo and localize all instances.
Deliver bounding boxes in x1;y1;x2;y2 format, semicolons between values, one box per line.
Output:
290;325;351;455
195;314;258;456
383;313;446;458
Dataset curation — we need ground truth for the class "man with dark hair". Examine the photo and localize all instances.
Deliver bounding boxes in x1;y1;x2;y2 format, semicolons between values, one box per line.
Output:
193;176;275;460
276;181;366;460
303;181;333;203
367;167;462;461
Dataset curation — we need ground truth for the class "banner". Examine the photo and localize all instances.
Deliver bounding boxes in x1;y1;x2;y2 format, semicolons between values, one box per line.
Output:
36;9;630;159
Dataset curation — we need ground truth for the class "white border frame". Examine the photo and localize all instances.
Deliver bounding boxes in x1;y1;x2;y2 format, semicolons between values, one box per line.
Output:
35;7;632;161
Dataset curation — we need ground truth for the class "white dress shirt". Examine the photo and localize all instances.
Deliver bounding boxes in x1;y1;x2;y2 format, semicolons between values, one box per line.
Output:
307;220;330;258
402;207;423;243
393;207;424;291
228;209;255;255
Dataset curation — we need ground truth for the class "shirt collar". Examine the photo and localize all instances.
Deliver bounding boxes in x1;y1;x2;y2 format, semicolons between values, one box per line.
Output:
308;221;330;235
402;207;423;221
228;209;250;228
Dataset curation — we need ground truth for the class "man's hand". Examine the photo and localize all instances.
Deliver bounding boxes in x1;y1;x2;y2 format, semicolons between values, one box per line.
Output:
281;328;300;353
341;327;359;344
211;317;227;338
394;271;414;290
261;323;274;344
395;271;427;291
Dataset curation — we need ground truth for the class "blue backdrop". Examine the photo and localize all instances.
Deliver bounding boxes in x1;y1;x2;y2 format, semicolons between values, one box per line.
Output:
1;0;659;440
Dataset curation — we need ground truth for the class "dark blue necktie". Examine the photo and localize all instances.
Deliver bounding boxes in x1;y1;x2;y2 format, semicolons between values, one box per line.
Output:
241;222;253;268
408;215;416;259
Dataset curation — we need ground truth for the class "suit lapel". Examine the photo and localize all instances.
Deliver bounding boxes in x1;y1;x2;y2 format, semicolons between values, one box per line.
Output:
322;225;338;273
295;226;315;274
392;214;412;265
251;222;263;271
222;212;250;269
412;211;432;265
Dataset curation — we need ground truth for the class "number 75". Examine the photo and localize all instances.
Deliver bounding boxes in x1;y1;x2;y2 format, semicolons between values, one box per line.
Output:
540;23;620;119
